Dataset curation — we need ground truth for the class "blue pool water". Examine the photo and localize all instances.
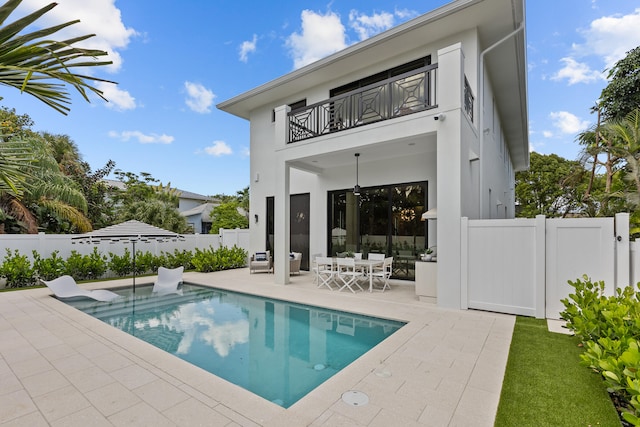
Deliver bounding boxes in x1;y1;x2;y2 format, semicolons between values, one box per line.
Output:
63;283;405;407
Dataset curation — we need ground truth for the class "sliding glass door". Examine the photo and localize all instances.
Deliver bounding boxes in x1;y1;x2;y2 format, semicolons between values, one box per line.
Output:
328;181;427;280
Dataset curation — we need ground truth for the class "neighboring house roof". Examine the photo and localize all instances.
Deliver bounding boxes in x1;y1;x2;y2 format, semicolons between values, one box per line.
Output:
217;0;528;170
180;202;217;222
102;179;211;202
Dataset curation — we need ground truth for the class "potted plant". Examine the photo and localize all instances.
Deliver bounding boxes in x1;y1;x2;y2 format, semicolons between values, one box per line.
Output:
422;246;437;262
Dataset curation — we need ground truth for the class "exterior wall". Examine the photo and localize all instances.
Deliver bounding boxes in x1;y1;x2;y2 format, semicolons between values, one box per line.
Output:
478;64;516;219
244;24;513;311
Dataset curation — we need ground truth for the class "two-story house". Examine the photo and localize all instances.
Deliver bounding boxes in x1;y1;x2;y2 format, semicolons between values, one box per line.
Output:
217;0;528;309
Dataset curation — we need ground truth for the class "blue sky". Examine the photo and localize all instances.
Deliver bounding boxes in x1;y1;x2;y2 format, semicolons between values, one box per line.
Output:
2;0;640;197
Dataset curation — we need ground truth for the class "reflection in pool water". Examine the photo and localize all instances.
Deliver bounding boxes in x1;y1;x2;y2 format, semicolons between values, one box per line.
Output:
63;283;405;408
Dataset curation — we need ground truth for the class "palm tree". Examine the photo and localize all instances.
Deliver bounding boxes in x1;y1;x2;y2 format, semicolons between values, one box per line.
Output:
0;135;92;233
0;0;115;114
0;0;115;209
607;109;640;207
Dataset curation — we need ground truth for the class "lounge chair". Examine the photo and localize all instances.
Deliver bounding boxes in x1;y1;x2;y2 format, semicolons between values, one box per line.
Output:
42;275;120;302
250;251;272;273
290;252;302;275
153;266;184;295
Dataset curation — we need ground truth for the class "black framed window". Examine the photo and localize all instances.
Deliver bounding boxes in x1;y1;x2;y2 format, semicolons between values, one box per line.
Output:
328;181;427;280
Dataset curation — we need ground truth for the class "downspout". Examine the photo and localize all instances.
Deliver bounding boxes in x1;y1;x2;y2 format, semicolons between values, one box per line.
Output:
478;22;524;218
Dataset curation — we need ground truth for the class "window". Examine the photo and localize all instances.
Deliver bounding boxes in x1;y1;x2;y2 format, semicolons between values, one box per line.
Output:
272;99;307;122
330;56;431;97
327;181;427;280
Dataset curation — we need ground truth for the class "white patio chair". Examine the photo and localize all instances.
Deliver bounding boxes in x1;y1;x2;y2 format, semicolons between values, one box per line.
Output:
42;275;120;302
370;257;393;292
336;257;365;293
311;253;322;284
316;256;336;290
368;253;385;261
153;266;184;295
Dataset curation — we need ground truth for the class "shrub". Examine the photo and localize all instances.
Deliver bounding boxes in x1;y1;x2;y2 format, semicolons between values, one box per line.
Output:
108;249;132;277
161;249;193;270
64;247;107;280
32;250;66;281
191;245;247;273
561;275;640;425
134;250;158;275
0;249;35;287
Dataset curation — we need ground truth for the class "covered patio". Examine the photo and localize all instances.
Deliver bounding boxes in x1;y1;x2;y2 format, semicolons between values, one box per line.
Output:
0;269;513;426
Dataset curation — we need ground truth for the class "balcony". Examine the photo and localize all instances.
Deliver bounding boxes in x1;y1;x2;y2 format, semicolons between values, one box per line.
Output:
288;64;438;143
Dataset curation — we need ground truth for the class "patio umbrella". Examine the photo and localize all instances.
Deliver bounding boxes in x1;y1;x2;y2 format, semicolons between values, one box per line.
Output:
71;220;185;293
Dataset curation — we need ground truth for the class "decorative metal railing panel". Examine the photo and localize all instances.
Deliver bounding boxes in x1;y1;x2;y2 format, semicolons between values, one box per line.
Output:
464;77;474;123
288;64;438;143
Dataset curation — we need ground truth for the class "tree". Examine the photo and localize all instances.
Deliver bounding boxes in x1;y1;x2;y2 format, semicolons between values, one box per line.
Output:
110;171;189;233
599;46;640;121
0;108;92;233
209;201;249;234
0;0;115;198
515;152;589;217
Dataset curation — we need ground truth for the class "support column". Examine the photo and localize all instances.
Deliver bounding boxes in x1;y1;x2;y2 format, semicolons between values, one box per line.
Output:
435;43;464;309
274;159;291;284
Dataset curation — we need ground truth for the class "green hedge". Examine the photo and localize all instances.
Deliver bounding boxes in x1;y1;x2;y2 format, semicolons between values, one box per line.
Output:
561;275;640;425
0;245;247;288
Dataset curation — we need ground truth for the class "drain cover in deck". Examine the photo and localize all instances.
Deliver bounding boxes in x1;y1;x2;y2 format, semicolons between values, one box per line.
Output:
341;390;369;406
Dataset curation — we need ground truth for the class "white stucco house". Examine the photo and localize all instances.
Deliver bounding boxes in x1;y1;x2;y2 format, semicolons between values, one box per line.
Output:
217;0;528;309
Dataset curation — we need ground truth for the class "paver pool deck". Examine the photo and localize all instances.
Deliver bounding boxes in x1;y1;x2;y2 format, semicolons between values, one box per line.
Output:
0;269;514;426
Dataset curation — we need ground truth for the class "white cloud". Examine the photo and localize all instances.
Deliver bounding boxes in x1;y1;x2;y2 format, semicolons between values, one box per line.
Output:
574;8;640;69
552;9;640;85
543;131;553;138
108;130;174;144
204;141;233;156
184;81;215;114
394;8;418;20
239;34;257;63
549;111;590;134
97;82;136;111
550;57;604;85
285;10;347;69
349;10;395;41
17;0;138;73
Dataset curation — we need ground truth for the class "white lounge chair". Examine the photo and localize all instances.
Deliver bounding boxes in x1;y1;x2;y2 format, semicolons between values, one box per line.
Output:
153;266;184;295
42;275;120;302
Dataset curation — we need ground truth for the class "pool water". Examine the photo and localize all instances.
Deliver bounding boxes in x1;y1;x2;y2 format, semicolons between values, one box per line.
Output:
63;283;405;408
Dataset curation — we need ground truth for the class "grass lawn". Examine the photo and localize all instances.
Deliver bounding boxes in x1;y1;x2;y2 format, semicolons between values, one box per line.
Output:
494;316;621;427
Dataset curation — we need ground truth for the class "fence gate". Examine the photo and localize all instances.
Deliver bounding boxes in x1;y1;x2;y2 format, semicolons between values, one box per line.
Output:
545;217;615;319
465;217;544;317
464;215;621;319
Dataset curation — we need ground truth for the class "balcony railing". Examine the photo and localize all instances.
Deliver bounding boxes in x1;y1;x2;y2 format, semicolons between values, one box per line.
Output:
288;64;438;143
464;77;474;123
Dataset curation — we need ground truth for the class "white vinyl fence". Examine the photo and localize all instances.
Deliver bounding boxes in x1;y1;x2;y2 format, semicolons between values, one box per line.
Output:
0;228;250;262
462;213;631;319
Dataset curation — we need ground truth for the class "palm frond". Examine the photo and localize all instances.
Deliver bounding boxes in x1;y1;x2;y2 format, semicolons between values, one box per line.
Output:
0;0;115;115
38;198;91;232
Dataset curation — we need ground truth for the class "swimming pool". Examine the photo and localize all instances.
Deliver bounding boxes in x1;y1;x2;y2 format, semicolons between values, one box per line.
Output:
63;283;405;408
